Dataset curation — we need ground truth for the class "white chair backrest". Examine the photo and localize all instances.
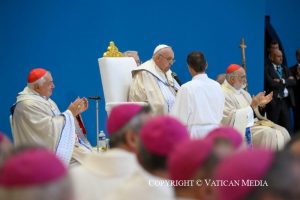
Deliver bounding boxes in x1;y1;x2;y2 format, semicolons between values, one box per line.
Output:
98;57;137;114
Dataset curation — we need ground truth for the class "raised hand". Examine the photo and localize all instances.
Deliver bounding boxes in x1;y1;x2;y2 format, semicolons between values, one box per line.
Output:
251;92;264;109
68;97;89;117
258;91;273;106
251;91;273;109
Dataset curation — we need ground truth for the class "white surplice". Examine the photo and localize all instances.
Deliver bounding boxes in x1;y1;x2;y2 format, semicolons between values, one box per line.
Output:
106;167;175;200
71;148;140;200
128;59;180;115
221;80;290;150
171;74;224;138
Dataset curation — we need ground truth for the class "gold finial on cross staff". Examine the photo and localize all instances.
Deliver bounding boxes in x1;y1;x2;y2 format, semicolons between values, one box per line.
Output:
240;37;247;72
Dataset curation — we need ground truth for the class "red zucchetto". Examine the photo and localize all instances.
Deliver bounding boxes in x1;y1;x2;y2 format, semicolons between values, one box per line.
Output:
226;64;242;74
27;68;47;83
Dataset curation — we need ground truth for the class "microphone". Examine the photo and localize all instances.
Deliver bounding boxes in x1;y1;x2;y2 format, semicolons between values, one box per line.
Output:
88;96;101;100
171;72;182;86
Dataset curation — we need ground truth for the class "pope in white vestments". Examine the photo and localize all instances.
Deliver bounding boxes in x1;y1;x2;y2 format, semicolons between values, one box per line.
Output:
128;44;180;115
221;64;290;150
171;51;224;138
11;68;92;166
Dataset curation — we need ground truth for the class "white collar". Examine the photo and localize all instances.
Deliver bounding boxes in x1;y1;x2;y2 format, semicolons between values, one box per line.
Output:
192;73;207;80
132;59;174;85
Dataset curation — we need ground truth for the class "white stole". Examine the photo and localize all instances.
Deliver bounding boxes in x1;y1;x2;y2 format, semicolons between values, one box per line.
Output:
133;60;180;112
16;90;76;165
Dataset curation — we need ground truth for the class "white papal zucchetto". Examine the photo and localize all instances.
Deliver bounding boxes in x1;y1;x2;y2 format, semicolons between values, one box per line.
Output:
153;44;171;55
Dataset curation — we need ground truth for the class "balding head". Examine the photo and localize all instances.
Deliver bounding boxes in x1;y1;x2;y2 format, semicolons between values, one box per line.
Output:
124;51;141;66
270;49;283;65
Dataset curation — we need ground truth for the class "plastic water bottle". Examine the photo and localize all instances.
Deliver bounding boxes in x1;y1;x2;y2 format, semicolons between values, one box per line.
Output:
98;130;108;152
245;127;253;148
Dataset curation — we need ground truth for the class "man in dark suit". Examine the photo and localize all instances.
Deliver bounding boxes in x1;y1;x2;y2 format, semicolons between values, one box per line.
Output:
264;49;296;134
290;49;300;133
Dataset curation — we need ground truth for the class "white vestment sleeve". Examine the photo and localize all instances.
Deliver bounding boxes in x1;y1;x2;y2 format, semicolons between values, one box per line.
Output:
129;71;166;114
233;106;254;134
170;86;190;125
56;110;76;165
222;93;254;134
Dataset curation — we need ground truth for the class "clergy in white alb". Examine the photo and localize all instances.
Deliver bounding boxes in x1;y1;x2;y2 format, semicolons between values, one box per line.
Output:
71;149;141;200
171;51;224;138
128;44;180;115
71;104;151;200
106;166;175;200
107;116;190;200
221;64;290;150
11;68;92;166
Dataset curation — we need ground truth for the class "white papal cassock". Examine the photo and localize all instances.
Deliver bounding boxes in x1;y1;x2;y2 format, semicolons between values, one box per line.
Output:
221;80;290;150
128;59;180;115
171;74;224;138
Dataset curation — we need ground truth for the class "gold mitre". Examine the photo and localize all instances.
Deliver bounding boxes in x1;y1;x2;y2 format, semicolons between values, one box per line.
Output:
103;41;124;57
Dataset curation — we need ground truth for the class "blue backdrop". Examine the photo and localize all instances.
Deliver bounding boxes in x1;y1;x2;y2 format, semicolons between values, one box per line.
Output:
1;0;299;145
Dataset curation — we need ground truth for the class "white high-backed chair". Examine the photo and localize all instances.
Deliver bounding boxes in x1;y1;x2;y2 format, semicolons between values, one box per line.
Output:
98;57;146;115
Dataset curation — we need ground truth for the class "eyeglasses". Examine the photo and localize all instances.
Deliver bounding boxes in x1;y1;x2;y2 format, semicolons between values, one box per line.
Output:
232;75;247;79
159;54;175;64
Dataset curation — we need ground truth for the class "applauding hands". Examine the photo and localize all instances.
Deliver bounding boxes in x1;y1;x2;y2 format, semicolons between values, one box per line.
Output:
68;97;89;117
251;91;273;109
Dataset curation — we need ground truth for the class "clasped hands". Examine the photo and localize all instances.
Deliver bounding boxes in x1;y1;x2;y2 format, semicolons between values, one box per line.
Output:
68;97;89;117
273;76;294;83
251;91;273;109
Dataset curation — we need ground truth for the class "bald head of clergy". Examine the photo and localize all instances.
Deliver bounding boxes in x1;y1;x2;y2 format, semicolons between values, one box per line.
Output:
27;68;55;98
124;50;141;66
225;64;247;90
152;44;175;73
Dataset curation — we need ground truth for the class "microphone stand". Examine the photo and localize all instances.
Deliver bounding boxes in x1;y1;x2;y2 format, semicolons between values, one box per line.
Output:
171;72;182;86
88;96;101;152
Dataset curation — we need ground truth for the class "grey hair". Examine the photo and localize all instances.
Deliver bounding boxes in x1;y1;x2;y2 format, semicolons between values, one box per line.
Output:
0;175;72;200
27;71;51;89
137;140;167;172
109;116;142;148
225;70;239;82
109;105;151;148
123;51;138;56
